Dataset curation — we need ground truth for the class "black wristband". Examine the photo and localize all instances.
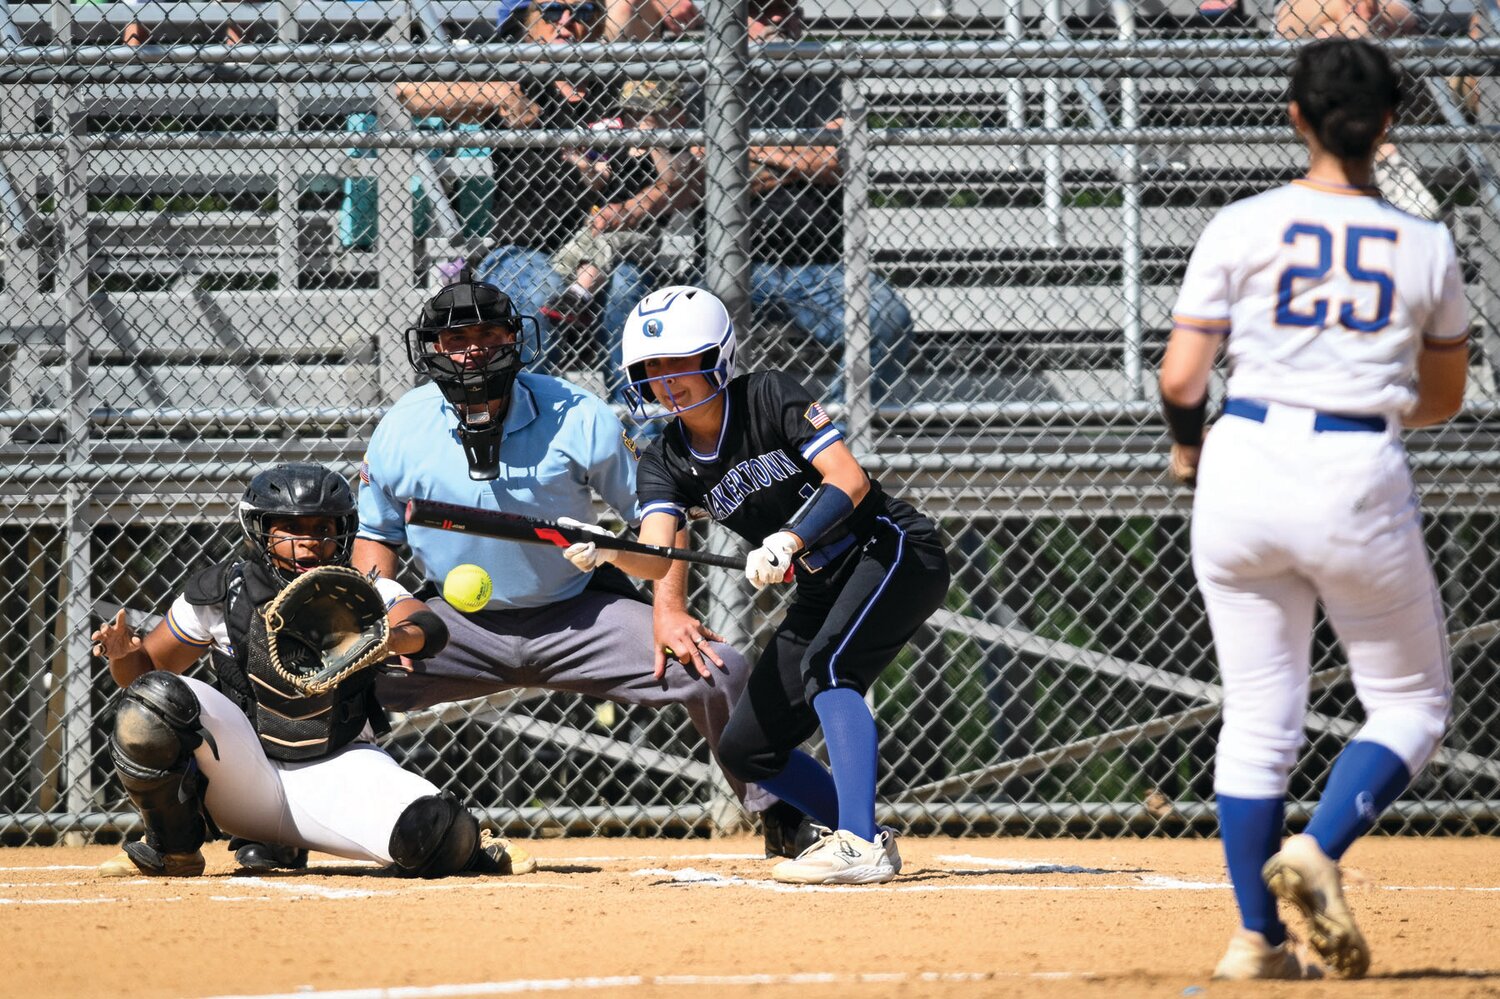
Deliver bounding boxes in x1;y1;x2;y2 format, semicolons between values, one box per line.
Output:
1161;395;1208;447
404;609;450;659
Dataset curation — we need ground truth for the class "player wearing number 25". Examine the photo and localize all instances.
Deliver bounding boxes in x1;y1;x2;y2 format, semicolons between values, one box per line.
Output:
578;285;950;884
1160;39;1469;981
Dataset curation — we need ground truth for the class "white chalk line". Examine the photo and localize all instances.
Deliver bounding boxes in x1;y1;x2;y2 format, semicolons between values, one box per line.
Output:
0;896;186;906
0;877;581;905
0;864;94;871
630;867;1230;893
564;853;764;863
199;969;1096;999
935;854;1128;875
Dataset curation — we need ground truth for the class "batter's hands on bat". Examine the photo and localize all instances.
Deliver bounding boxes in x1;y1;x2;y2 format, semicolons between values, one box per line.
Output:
91;609;142;664
745;532;799;589
652;608;727;681
556;517;618;572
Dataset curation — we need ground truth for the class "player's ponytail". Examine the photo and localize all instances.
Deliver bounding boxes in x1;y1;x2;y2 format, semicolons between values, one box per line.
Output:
1290;38;1402;161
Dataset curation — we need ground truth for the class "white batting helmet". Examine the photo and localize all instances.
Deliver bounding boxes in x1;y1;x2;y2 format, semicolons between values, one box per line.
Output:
620;286;737;419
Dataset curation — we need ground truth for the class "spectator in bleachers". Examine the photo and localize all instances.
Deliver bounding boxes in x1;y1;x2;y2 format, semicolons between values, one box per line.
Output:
1276;1;1439;219
121;0;250;47
594;0;916;403
402;0;912;402
1275;0;1418;39
397;0;655;385
538;80;696;334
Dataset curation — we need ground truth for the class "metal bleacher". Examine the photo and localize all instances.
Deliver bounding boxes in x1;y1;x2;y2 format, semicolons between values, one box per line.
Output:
0;0;1494;447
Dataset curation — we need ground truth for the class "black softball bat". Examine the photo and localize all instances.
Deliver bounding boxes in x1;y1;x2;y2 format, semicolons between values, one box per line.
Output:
404;499;748;571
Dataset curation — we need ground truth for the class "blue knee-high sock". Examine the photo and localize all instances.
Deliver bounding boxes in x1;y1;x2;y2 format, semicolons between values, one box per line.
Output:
813;687;879;841
1304;740;1411;861
757;749;839;831
1217;795;1287;947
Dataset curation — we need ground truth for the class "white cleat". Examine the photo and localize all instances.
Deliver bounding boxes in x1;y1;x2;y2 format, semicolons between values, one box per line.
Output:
1212;929;1320;981
770;828;899;885
1263;834;1369;979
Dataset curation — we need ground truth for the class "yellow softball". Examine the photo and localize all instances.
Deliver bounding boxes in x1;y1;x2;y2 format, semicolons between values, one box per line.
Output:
443;564;493;613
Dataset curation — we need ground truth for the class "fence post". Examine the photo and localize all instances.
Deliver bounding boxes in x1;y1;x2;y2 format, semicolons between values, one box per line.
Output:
59;77;94;846
1041;0;1065;248
841;76;873;445
702;0;750;326
1113;0;1144;399
276;0;300;294
700;0;752;836
375;87;418;402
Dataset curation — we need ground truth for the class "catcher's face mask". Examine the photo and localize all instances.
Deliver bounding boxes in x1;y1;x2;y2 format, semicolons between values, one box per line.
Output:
264;516;344;578
239;462;359;586
405;280;541;482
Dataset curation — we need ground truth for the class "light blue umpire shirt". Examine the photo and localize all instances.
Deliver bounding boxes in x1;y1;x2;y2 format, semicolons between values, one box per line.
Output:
357;372;643;609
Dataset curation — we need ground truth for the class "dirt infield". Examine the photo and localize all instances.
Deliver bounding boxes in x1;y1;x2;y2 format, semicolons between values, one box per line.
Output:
2;836;1497;999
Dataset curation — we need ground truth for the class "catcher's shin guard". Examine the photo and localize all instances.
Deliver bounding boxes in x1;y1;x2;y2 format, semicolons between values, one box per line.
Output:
389;794;481;878
110;672;217;857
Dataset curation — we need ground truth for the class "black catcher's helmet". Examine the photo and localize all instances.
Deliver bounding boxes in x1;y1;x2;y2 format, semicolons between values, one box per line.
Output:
239;463;358;583
404;275;542;480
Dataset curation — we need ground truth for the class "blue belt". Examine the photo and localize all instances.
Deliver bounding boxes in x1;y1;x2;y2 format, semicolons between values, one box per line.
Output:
1223;398;1387;433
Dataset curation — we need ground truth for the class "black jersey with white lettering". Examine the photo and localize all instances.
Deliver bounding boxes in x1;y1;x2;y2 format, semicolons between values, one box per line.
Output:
636;371;931;574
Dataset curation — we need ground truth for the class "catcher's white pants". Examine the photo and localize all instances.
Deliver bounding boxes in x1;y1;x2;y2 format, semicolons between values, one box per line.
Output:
181;676;440;864
1190;405;1452;800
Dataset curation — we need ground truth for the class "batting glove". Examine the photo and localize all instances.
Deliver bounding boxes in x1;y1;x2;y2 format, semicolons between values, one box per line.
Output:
745;531;799;589
556;517;617;573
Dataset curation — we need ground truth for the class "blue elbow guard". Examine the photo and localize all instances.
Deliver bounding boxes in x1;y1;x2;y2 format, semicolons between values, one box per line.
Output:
782;484;855;549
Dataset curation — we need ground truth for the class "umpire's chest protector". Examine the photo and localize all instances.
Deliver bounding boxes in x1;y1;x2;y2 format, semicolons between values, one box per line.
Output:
184;560;384;762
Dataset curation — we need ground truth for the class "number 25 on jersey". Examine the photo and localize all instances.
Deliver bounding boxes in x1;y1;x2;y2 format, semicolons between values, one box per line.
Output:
1275;223;1396;333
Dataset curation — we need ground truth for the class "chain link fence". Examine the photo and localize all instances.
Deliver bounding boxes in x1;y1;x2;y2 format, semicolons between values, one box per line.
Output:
1;0;1498;845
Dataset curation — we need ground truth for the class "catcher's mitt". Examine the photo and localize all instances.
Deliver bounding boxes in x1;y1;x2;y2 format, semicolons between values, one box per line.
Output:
262;565;391;696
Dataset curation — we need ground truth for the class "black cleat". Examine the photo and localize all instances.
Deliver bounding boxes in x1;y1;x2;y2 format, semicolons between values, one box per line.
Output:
231;837;309;873
761;801;825;860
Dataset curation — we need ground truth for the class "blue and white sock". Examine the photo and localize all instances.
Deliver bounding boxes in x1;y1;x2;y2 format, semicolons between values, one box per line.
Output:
813;687;880;842
757;749;839;831
1217;794;1287;946
1304;740;1411;861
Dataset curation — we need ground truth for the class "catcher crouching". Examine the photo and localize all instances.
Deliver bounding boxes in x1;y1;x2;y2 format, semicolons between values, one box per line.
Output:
91;462;534;879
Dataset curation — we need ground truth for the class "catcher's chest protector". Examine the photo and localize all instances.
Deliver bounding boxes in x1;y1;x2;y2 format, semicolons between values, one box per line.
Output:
193;561;383;762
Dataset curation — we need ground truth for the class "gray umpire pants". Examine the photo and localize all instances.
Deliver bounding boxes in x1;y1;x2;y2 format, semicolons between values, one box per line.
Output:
376;587;771;813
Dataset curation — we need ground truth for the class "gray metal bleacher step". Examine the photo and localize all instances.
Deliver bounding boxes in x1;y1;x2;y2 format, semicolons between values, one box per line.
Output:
901;280;1490;337
16;362;386;409
870;206;1219;252
0;291;381;359
903;283;1177;336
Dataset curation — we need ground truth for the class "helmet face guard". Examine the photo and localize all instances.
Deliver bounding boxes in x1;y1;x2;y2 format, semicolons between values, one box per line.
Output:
405;280;542;480
624;352;730;421
238;463;359;585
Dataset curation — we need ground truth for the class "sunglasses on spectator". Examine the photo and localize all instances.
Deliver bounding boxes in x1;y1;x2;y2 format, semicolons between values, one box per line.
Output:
539;1;599;23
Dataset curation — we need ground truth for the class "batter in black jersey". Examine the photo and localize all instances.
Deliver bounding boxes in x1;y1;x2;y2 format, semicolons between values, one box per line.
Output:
573;285;949;885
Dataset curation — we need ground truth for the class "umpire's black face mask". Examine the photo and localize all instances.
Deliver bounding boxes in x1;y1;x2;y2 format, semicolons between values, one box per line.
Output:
409;322;527;481
406;280;541;481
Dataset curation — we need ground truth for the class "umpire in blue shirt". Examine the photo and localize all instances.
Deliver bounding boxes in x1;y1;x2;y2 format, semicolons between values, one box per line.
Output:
355;275;803;845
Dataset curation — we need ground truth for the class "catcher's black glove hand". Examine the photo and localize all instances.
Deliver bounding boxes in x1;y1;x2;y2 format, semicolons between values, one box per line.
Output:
263;565;391;696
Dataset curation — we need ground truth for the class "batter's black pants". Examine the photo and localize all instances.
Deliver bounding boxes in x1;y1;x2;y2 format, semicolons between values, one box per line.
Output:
717;514;951;783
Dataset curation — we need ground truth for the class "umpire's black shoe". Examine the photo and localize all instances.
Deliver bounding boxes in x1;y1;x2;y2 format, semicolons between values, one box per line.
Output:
230;838;309;872
761;801;824;859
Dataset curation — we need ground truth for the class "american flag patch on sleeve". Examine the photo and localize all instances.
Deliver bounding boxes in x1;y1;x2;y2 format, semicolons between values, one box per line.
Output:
804;402;831;429
359;459;371;484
